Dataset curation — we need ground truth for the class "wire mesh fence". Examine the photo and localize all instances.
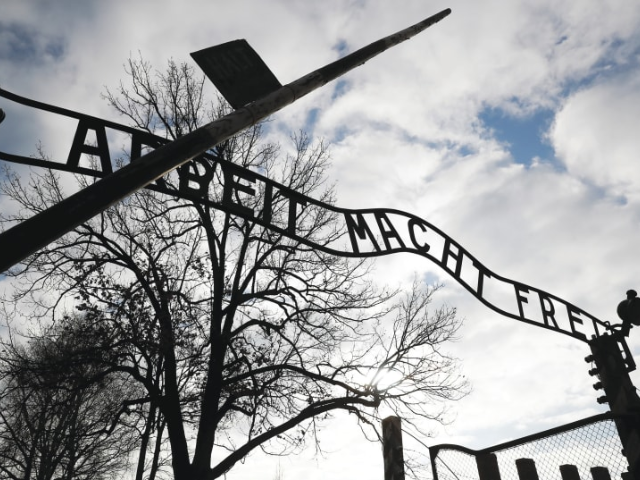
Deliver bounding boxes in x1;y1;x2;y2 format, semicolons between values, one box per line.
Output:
429;413;628;480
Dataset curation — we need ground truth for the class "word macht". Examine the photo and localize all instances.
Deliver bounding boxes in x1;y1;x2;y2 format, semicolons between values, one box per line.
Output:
0;88;610;342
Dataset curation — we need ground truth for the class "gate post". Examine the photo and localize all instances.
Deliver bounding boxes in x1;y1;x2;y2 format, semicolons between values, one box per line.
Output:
515;458;539;480
590;466;612;480
586;333;640;478
476;453;501;480
382;416;405;480
559;464;580;480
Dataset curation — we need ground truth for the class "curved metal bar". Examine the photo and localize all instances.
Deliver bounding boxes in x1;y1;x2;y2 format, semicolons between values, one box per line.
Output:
0;5;612;342
0;82;611;342
428;412;622;457
175;158;612;343
0;8;452;274
0;87;150;136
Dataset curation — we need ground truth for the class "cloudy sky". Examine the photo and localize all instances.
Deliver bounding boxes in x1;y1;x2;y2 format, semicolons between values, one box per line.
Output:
1;0;640;478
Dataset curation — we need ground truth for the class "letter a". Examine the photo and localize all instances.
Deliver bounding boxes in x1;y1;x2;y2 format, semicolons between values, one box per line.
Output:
66;119;112;174
374;212;405;250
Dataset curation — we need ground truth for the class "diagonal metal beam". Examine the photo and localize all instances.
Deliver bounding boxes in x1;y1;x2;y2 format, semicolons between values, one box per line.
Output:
0;8;451;273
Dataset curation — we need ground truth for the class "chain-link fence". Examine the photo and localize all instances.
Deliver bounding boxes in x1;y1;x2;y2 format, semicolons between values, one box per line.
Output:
429;413;628;479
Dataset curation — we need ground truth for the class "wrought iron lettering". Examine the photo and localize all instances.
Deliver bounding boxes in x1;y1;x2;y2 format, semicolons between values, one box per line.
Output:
66;118;112;173
0;87;611;342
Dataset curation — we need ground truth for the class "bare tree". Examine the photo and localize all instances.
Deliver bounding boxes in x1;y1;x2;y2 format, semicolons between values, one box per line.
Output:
0;56;468;480
0;317;138;480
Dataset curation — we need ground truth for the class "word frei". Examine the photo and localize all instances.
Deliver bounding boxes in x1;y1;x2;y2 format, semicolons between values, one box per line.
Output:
0;88;610;342
180;156;605;341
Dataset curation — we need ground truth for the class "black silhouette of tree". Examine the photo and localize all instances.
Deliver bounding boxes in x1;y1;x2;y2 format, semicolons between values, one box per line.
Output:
0;317;138;480
0;55;467;480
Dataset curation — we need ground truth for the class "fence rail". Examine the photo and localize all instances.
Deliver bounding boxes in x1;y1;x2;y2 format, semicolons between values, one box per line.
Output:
429;413;628;480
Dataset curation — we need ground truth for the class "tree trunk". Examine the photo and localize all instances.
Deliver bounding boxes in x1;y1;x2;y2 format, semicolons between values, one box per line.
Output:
148;418;166;480
135;401;157;480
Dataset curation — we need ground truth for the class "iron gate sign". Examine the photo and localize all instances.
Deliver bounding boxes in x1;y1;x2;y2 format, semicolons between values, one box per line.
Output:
0;88;612;342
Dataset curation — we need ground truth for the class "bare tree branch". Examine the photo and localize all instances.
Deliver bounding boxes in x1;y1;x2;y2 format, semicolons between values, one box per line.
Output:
0;54;468;480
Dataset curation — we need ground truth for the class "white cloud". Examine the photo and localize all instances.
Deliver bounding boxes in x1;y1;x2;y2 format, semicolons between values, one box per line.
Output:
551;73;640;202
1;0;640;478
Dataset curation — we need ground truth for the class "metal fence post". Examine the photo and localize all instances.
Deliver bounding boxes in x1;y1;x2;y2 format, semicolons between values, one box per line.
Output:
591;466;612;480
476;453;501;480
382;416;405;480
559;464;580;480
587;333;640;478
515;458;539;480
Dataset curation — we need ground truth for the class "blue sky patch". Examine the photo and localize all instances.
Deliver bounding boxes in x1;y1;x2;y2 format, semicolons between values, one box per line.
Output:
0;22;65;63
304;108;320;132
333;39;349;58
332;79;349;100
479;107;555;165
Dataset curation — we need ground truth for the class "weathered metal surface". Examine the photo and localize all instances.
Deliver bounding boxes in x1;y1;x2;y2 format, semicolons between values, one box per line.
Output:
191;39;282;109
0;9;451;274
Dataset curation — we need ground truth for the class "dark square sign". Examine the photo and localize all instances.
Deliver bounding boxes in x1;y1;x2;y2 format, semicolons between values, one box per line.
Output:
191;40;282;110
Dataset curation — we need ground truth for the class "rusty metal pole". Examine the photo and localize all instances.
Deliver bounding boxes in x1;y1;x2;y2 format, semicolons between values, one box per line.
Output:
0;9;451;273
382;416;405;480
